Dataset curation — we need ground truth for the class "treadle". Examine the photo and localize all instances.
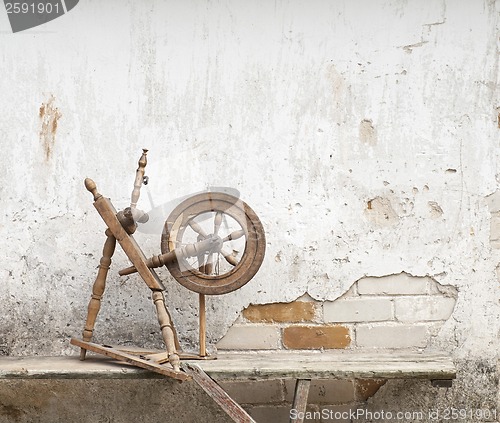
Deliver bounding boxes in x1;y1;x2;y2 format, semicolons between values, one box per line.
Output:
70;339;189;381
71;341;254;422
86;344;217;362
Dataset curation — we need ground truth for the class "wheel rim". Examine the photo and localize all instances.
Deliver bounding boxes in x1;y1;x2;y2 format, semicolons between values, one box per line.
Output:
161;192;266;295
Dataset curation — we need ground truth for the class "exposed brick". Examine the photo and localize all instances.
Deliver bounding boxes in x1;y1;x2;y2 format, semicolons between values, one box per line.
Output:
355;379;387;401
357;273;429;295
243;301;316;323
216;325;281;350
490;212;500;248
282;325;351;349
486;190;500;212
285;379;355;404
340;283;358;298
355;324;428;348
394;296;456;322
323;298;393;323
218;379;284;405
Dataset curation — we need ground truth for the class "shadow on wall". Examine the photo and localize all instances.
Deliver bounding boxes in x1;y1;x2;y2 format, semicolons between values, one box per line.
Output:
216;272;457;351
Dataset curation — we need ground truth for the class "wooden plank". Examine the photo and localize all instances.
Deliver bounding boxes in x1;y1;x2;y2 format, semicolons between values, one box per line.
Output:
0;356;166;380
185;351;456;381
0;350;456;383
182;363;256;423
290;379;310;423
93;197;164;291
70;339;189;381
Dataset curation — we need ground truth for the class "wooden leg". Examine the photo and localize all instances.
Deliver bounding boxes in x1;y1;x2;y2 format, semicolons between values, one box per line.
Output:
199;294;207;357
182;363;256;422
80;229;116;360
152;290;180;372
290;379;311;423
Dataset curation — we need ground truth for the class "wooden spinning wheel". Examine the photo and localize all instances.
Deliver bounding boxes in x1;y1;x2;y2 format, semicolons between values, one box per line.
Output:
161;192;266;295
73;149;267;381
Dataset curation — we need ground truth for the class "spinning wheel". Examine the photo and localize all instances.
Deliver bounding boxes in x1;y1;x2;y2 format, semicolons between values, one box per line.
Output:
73;149;267;378
161;192;266;295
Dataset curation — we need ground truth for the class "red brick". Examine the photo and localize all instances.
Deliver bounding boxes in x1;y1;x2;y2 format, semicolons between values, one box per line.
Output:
282;325;351;349
243;301;316;323
355;379;387;400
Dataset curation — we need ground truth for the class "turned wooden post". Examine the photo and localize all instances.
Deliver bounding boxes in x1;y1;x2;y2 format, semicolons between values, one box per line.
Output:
85;178;101;201
152;291;180;372
131;149;148;209
199;294;207;357
80;228;116;360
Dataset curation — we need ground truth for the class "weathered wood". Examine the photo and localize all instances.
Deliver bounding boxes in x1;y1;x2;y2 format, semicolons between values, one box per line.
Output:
83;177;180;371
152;291;180;372
70;339;189;381
290;379;311;423
130;148;148;209
0;356;166;380
94;346;215;362
0;350;455;383
184;350;456;381
182;363;256;423
80;229;116;360
85;178;101;201
118;236;222;276
199;294;207;357
116;207;137;234
161;192;266;295
92;195;165;291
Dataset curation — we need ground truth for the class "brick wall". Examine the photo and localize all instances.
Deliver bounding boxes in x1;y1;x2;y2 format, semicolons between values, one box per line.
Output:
215;273;457;421
217;273;456;351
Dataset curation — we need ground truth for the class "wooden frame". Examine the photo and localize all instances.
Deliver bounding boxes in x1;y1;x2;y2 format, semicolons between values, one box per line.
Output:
74;149;265;384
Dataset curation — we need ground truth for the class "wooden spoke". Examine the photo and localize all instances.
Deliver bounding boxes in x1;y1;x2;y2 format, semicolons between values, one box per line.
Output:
214;211;223;236
222;229;245;242
189;220;208;238
205;253;214;275
197;234;206;273
221;249;239;267
161;192;266;295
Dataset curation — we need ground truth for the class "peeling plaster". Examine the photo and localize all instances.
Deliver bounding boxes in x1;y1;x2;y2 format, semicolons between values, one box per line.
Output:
0;5;497;414
39;95;61;161
428;201;444;219
359;119;377;146
365;197;399;226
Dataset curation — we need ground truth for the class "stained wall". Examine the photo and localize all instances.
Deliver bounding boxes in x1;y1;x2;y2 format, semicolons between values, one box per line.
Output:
0;1;499;421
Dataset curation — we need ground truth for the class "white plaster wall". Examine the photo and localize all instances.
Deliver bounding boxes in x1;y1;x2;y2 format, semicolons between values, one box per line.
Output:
0;0;499;389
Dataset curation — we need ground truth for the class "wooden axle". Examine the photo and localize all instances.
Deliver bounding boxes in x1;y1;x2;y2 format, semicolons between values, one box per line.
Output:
119;235;223;276
116;207;149;235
